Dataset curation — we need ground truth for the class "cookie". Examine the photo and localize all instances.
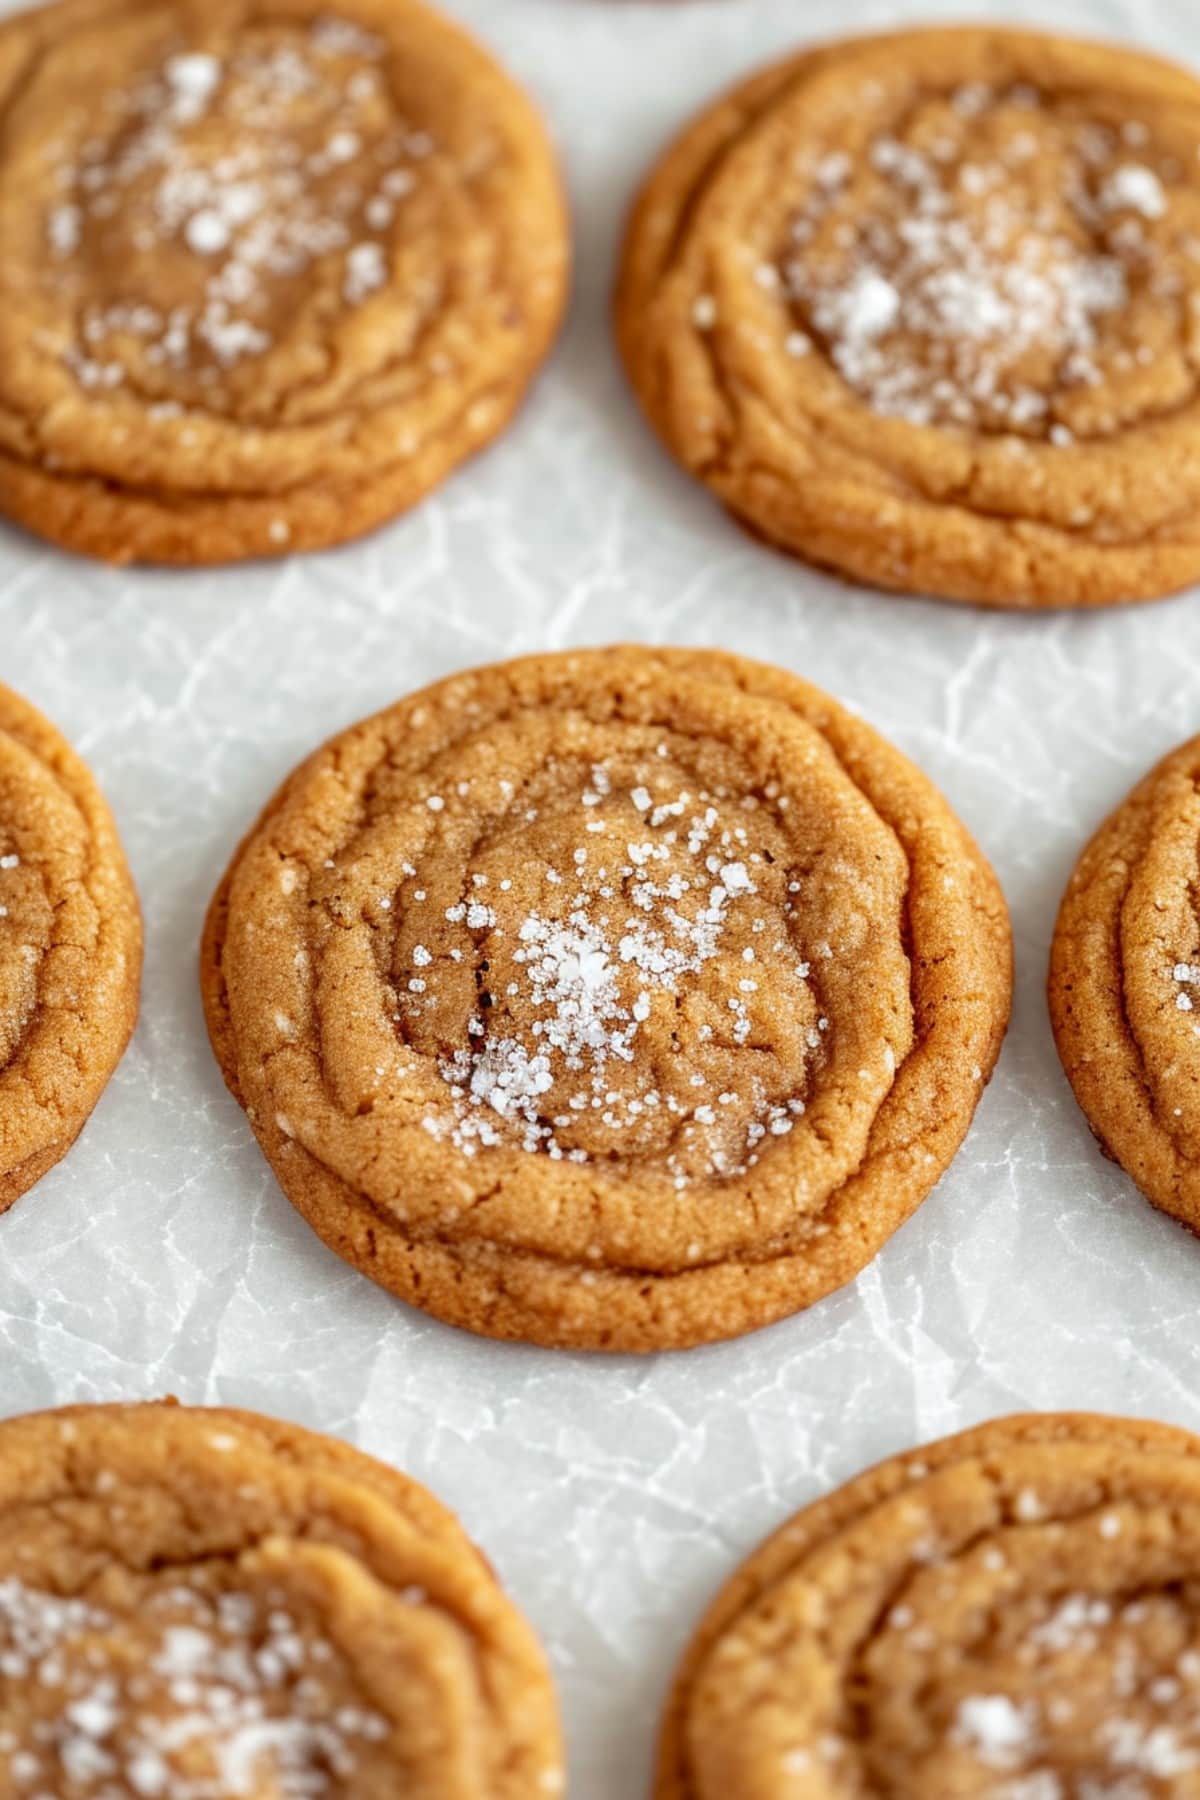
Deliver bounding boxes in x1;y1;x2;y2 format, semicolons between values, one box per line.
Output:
656;1411;1200;1799
0;684;141;1213
616;27;1200;610
201;646;1011;1351
0;0;568;565
1048;734;1200;1231
0;1401;563;1797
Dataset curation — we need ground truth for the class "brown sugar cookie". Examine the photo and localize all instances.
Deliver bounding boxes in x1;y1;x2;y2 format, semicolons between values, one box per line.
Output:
0;1401;563;1797
616;27;1200;610
656;1411;1200;1800
1049;734;1200;1231
0;684;141;1213
200;646;1011;1351
0;0;568;566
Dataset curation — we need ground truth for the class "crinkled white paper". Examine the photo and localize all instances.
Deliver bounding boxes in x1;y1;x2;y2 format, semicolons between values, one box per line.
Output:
7;0;1200;1790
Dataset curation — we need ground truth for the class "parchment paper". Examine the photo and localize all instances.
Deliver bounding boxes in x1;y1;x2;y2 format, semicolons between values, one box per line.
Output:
7;0;1200;1790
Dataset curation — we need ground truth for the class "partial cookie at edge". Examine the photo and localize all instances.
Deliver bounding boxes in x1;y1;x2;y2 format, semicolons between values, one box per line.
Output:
617;27;1200;608
0;0;569;564
656;1412;1200;1799
0;683;141;1211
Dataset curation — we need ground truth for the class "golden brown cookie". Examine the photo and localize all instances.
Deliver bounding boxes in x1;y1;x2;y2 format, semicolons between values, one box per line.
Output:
0;684;141;1213
200;646;1011;1351
0;1400;562;1797
616;27;1200;610
0;0;568;566
656;1411;1200;1799
1048;734;1200;1231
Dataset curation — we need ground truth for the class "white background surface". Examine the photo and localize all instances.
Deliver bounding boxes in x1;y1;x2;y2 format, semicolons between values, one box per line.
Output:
7;0;1200;1791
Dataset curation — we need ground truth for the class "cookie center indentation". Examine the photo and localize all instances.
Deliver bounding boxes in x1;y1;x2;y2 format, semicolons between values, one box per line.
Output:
782;83;1199;441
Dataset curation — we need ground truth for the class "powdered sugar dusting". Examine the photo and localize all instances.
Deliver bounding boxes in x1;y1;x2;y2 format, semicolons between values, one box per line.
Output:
1171;958;1200;1020
893;1580;1200;1793
407;761;819;1186
43;17;429;391
781;82;1183;437
0;1576;388;1796
955;1694;1036;1767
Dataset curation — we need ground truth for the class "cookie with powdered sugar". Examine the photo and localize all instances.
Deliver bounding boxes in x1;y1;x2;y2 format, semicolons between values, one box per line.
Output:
0;0;567;564
655;1413;1200;1798
0;683;141;1212
0;1402;562;1797
617;27;1200;609
200;646;1011;1350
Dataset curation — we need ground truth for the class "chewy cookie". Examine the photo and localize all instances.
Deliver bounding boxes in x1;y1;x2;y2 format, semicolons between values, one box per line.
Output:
1049;735;1200;1231
201;647;1011;1351
0;684;141;1213
0;1402;562;1797
0;0;568;565
656;1412;1200;1799
617;27;1200;609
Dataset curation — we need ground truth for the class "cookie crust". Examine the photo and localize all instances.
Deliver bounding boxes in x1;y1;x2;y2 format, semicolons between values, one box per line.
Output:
0;1401;562;1797
656;1412;1200;1799
201;646;1011;1351
0;683;141;1212
1049;734;1200;1229
0;0;568;565
617;27;1200;609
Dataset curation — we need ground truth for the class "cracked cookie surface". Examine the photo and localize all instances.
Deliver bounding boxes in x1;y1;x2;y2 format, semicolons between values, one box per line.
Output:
0;0;568;565
617;27;1200;609
656;1412;1200;1800
1050;734;1200;1231
0;683;141;1213
200;646;1011;1351
0;1401;562;1798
